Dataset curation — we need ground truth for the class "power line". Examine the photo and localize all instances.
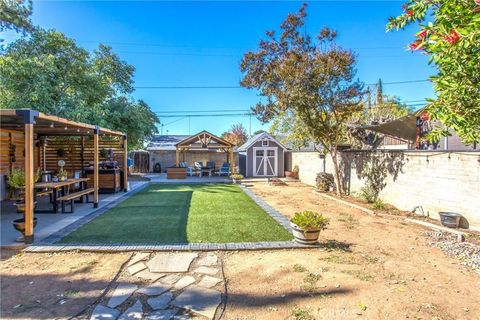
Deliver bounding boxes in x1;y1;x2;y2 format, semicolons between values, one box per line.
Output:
135;79;429;89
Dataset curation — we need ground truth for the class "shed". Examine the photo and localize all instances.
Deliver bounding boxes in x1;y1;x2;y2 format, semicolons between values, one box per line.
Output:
238;132;288;178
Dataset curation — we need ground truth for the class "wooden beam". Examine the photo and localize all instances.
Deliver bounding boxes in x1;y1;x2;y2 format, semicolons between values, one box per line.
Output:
229;148;234;176
123;135;128;192
24;123;34;244
175;148;180;167
93;130;99;208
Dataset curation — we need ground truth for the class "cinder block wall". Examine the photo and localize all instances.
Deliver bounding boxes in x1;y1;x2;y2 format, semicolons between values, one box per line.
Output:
149;150;239;173
292;150;480;231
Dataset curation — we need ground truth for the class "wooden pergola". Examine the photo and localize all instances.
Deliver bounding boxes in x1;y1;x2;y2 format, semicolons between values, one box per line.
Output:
175;130;235;174
0;109;127;244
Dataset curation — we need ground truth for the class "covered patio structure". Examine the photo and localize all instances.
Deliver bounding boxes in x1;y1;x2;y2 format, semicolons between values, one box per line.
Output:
171;131;235;178
0;109;128;244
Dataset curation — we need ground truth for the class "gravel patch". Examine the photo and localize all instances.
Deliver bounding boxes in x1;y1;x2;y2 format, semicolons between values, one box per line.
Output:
425;231;480;273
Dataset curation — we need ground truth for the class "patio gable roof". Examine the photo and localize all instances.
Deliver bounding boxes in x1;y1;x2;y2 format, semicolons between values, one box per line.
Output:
175;130;234;150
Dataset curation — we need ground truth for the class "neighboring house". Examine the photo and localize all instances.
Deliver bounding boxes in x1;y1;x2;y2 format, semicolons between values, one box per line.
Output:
146;135;238;172
238;132;288;178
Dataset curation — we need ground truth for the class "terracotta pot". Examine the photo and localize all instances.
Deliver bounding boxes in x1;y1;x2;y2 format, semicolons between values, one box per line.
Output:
14;200;37;214
290;222;320;245
285;171;298;179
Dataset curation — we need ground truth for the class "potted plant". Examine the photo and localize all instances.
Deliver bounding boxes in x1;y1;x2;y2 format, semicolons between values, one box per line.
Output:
285;165;299;179
230;173;244;184
290;211;329;244
7;168;40;213
57;168;68;181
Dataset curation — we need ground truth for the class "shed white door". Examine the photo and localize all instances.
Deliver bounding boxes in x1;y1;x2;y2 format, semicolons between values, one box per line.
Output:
253;147;277;177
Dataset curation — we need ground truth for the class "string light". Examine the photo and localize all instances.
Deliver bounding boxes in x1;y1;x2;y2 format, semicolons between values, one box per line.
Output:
64;126;68;130
50;123;54;128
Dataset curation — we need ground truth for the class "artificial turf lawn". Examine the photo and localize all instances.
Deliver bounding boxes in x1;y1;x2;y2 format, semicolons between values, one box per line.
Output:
60;184;293;244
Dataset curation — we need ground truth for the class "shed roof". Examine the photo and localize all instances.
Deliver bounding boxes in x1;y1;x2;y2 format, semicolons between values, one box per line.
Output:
237;132;288;152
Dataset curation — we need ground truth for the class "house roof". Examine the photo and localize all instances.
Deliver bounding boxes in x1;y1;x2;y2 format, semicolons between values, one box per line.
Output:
175;130;234;149
237;132;288;152
146;135;190;151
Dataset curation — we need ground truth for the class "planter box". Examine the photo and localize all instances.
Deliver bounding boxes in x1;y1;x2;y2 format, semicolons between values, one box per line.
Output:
291;222;320;245
167;167;187;179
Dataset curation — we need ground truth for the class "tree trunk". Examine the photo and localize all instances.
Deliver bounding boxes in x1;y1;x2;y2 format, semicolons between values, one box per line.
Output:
330;149;344;195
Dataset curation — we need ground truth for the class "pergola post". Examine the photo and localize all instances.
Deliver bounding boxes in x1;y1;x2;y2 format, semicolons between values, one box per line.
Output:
123;134;128;192
93;126;99;208
175;147;180;167
24;122;35;244
229;148;234;175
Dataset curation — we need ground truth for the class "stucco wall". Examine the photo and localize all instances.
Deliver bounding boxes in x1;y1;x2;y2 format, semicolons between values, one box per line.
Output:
148;150;238;173
291;151;325;186
291;150;480;231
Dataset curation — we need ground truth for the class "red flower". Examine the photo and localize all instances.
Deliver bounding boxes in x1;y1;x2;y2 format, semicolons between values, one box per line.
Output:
418;29;428;38
407;10;414;16
409;40;424;51
444;29;461;44
476;0;480;6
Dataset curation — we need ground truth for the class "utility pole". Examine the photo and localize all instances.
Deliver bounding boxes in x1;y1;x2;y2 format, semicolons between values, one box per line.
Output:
249;113;252;136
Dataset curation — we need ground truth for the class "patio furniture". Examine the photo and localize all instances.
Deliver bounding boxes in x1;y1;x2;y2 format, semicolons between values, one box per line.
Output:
57;188;94;213
35;178;90;213
206;161;216;170
201;167;214;177
216;162;231;176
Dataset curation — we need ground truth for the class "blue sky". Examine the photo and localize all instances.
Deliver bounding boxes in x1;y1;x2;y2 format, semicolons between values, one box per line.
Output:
2;1;436;136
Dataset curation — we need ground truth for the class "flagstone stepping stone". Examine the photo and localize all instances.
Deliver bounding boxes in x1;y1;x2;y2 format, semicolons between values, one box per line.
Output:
173;276;196;290
147;253;198;273
144;309;178;320
171;285;221;319
197;276;222;289
137;281;171;296
197;253;218;266
128;262;147;275
193;266;219;276
128;252;150;267
160;274;182;285
147;292;173;310
118;300;143;320
90;305;120;320
107;283;138;309
136;269;165;282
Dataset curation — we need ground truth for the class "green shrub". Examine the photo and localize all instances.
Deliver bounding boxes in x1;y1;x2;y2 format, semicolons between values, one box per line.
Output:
315;172;334;192
360;185;376;203
7;168;41;188
372;199;385;210
291;211;329;230
293;164;299;173
230;173;244;180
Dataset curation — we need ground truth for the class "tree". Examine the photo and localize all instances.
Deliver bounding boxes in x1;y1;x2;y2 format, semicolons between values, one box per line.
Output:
0;0;33;34
269;110;311;151
0;28;158;147
376;79;383;106
387;0;480;144
240;4;363;194
222;123;248;146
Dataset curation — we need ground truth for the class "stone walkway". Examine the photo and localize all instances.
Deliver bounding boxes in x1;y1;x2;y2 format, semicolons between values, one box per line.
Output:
89;252;224;320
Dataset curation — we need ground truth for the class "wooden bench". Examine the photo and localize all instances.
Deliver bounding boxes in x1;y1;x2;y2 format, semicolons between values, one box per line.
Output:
36;189;53;203
57;188;95;213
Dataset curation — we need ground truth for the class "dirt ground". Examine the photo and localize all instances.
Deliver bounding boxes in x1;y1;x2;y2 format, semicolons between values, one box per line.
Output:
0;251;130;319
223;181;480;319
1;180;479;320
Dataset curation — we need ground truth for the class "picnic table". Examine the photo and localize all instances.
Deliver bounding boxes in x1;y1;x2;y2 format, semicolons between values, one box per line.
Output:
201;167;214;177
35;178;90;213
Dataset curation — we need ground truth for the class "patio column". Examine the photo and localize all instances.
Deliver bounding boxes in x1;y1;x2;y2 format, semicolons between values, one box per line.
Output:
123;134;128;192
229;148;234;175
24;121;35;244
93;126;99;208
175;147;180;167
15;109;39;244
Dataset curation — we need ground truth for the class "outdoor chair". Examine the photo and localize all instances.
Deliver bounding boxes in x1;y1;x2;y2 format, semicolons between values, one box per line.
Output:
194;162;203;171
206;161;216;170
216;162;230;176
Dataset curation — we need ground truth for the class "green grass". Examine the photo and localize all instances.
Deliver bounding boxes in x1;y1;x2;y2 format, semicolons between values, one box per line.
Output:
60;184;293;244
